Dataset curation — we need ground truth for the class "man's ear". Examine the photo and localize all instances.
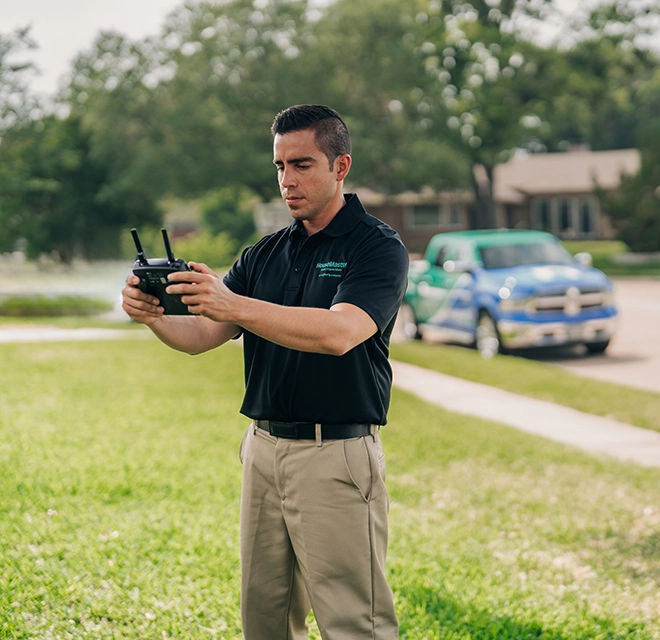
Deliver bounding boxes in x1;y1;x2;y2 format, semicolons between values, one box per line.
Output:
335;154;352;181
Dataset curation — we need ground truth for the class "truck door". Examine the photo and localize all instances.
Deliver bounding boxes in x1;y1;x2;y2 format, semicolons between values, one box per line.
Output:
423;241;476;343
441;242;477;335
415;242;462;325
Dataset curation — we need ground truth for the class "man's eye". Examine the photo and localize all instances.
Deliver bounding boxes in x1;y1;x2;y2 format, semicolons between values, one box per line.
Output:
297;165;310;170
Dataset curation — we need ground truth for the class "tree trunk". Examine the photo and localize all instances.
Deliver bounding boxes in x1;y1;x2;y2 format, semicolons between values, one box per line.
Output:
471;163;497;229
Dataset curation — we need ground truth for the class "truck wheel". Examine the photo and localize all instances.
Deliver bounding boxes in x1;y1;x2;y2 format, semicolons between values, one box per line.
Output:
476;312;500;358
586;340;610;354
397;302;421;340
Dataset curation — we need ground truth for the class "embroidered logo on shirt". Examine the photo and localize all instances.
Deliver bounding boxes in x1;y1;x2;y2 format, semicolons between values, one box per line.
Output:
316;261;347;278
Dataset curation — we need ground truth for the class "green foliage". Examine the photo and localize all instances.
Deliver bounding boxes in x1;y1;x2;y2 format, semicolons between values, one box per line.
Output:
0;295;112;317
547;38;646;152
3;2;660;257
172;230;238;269
597;68;660;252
2;338;660;638
302;0;471;194
121;224;239;271
0;26;38;131
63;30;170;206
127;0;315;200
0;114;161;260
201;185;256;246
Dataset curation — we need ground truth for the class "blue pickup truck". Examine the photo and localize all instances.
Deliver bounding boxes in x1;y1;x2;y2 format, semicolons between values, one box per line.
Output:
400;229;618;357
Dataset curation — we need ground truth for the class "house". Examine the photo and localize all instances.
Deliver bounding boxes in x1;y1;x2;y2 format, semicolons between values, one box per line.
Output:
253;147;641;251
353;186;472;255
362;148;641;249
254;200;294;236
493;148;640;240
253;187;472;254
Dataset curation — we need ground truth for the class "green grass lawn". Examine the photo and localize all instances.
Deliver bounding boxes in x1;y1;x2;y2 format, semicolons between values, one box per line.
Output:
563;240;660;277
2;338;660;639
0;317;143;330
391;341;660;433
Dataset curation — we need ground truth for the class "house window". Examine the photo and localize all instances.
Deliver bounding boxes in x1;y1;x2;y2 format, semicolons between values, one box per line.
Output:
535;199;551;232
559;199;572;233
408;205;442;229
579;198;595;236
449;203;462;227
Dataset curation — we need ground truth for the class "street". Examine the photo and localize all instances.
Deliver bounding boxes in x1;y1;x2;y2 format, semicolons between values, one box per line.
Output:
525;279;660;394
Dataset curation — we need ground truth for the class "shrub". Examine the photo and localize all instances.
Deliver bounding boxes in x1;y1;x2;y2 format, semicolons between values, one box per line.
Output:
201;185;257;246
0;295;112;317
171;231;238;269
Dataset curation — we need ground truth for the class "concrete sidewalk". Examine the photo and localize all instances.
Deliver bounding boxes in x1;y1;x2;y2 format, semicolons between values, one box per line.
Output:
392;360;660;468
0;326;148;343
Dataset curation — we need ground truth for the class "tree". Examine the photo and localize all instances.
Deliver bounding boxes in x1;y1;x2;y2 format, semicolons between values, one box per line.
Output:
62;31;168;219
399;0;660;229
300;0;471;194
6;29;173;259
404;0;571;227
0;27;39;132
6;0;660;260
0;113;161;261
542;2;660;152
599;68;660;251
134;0;317;200
0;27;41;252
201;185;256;246
599;130;660;252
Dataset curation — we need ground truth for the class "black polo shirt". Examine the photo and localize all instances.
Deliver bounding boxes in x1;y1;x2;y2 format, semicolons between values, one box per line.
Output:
223;193;409;425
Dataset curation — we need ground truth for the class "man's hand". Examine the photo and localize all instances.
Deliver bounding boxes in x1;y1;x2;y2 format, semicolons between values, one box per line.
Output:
166;262;238;323
121;275;164;325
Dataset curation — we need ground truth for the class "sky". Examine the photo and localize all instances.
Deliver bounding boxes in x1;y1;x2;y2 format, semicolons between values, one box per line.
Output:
4;0;185;97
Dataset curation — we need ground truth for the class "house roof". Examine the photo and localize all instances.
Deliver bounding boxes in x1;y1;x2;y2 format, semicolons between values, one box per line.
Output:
353;185;472;206
493;148;640;204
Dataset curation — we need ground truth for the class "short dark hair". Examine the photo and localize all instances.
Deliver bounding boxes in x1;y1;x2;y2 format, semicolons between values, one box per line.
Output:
271;104;352;168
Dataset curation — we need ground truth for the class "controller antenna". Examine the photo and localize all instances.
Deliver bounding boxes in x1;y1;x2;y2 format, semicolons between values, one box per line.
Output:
162;228;176;264
131;228;149;265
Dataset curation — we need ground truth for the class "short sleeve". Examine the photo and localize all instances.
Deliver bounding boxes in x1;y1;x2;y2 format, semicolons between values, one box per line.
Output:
223;245;251;295
331;232;409;333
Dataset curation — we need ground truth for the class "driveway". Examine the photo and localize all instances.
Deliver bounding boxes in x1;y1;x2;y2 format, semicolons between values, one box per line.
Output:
393;278;660;395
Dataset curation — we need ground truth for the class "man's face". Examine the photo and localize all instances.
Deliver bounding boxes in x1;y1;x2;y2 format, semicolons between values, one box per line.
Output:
273;128;341;224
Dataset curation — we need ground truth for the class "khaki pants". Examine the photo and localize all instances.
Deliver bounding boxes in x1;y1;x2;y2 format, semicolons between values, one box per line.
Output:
239;423;398;640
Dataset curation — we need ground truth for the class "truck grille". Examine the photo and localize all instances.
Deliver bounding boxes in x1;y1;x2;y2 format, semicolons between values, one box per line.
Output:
532;287;608;316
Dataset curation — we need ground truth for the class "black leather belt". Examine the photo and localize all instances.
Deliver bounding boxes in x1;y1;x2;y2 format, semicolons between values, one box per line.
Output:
255;420;373;440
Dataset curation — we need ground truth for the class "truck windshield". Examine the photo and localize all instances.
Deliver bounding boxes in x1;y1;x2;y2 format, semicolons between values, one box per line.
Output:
480;241;575;270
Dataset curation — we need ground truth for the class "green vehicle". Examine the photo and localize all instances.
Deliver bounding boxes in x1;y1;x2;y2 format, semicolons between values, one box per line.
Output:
401;229;618;357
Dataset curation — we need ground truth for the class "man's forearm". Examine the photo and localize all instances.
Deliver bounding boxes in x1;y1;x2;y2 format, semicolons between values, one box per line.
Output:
148;315;240;355
165;268;377;355
232;297;376;356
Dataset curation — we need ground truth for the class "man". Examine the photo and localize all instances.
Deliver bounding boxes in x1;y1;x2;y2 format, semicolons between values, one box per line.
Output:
122;104;408;639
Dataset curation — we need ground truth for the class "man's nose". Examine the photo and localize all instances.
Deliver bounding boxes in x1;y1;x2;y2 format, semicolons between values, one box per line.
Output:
280;166;296;188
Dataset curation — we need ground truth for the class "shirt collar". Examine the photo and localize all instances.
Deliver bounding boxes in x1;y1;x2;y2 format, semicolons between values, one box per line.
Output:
287;193;366;242
321;193;365;237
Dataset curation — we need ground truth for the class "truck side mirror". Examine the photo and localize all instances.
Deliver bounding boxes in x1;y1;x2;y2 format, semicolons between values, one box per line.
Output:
574;252;593;267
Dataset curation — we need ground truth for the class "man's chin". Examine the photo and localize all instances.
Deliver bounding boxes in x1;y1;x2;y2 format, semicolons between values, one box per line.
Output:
289;207;310;220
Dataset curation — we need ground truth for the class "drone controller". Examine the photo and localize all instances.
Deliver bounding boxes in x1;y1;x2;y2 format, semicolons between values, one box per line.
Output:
131;228;194;315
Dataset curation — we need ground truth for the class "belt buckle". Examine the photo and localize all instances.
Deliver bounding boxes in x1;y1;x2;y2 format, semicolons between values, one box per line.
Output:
271;421;300;439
